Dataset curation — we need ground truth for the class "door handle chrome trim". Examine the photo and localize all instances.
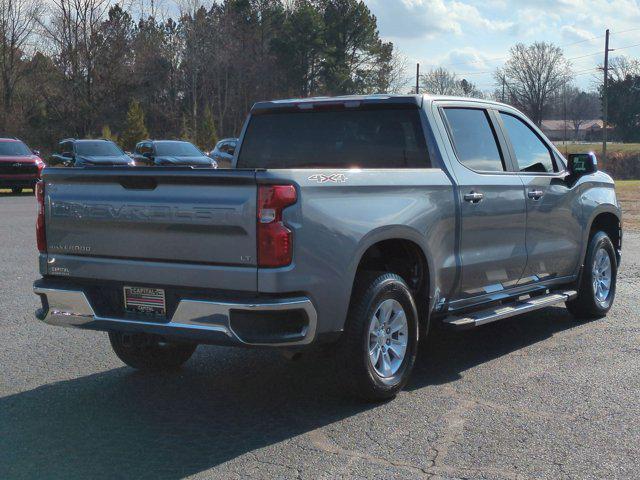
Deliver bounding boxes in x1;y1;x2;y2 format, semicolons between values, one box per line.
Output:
528;190;544;200
463;192;484;203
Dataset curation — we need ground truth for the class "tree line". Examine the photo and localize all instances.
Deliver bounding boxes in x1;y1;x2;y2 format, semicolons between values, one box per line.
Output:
2;0;639;153
0;0;398;152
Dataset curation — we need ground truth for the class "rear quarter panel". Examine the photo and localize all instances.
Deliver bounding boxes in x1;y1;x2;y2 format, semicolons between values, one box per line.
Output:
257;168;457;334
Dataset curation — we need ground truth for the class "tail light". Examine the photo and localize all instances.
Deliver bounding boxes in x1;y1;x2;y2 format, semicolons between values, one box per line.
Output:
257;185;297;267
35;181;46;253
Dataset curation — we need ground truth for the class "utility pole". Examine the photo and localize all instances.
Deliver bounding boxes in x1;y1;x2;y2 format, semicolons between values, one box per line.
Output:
602;29;611;168
563;82;568;156
416;63;420;94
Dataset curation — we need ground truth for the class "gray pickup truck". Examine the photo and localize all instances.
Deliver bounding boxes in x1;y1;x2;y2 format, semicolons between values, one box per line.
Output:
34;95;621;400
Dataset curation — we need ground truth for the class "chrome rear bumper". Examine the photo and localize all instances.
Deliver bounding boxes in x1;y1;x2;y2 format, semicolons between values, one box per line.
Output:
34;285;317;347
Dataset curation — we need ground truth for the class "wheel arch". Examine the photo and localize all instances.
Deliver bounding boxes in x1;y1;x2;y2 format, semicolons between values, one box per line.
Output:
347;227;435;322
586;208;622;265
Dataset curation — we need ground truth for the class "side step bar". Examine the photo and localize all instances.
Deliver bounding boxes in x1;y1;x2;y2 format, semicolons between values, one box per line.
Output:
443;290;578;329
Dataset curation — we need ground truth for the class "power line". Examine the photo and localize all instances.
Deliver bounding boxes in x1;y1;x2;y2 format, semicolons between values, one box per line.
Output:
567;50;602;61
611;42;640;52
560;34;605;48
611;27;640;36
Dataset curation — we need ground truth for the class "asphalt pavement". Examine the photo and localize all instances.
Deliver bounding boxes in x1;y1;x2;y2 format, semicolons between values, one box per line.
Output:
1;193;638;479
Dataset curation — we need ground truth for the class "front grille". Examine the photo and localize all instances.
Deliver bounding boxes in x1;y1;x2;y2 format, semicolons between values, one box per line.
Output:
0;163;37;175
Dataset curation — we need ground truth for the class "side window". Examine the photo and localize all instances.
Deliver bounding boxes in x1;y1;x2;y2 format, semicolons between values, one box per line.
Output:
442;108;505;172
60;142;73;154
500;113;556;173
138;143;153;155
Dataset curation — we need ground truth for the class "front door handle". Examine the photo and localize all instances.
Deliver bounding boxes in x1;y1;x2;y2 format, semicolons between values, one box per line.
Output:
527;190;544;200
464;191;484;203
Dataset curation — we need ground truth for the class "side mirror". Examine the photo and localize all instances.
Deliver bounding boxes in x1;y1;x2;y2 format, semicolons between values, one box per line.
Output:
61;151;74;159
32;149;41;156
567;152;598;179
142;151;153;159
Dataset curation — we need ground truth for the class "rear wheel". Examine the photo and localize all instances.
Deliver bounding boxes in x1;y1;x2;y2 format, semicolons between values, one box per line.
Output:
11;187;22;194
566;231;617;319
108;332;197;371
339;273;419;402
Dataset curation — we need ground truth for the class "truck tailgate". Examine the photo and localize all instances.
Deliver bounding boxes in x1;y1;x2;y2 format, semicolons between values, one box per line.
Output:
42;168;258;288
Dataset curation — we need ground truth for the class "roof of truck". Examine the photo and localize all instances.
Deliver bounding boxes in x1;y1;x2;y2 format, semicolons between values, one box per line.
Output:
251;94;512;113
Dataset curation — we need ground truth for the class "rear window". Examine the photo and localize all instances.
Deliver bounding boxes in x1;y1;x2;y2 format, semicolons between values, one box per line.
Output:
75;141;123;157
155;141;202;157
237;108;430;169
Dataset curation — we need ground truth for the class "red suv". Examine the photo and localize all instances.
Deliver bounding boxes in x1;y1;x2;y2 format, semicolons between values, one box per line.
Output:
0;138;45;193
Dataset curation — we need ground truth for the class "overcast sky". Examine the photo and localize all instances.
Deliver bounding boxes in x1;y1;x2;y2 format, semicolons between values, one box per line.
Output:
363;0;640;92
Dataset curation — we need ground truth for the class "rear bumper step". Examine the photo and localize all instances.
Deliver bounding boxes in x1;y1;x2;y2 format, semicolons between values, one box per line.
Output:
443;290;577;329
34;284;317;347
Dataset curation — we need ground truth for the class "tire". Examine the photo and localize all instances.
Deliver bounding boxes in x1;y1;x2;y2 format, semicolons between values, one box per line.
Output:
339;273;420;402
108;331;197;371
566;231;617;319
11;187;22;194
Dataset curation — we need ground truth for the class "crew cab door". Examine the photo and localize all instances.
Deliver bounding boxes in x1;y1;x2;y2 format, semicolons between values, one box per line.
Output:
437;104;527;303
495;110;582;283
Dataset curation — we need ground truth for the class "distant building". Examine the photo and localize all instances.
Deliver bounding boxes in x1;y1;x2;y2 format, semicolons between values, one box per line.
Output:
541;119;604;141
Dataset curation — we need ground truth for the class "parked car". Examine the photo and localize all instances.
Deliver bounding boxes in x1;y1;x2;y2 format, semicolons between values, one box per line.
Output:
133;140;217;167
0;137;44;193
33;95;621;401
49;139;134;167
209;138;237;168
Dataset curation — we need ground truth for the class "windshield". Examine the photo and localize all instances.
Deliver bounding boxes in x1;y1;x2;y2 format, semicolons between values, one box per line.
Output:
75;141;123;157
155;142;202;157
237;108;430;169
0;141;31;156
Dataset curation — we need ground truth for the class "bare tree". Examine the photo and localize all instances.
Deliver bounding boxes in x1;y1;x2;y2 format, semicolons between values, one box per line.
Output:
607;55;640;82
385;51;410;94
41;0;111;134
421;67;463;95
495;42;571;126
0;0;43;126
565;86;600;139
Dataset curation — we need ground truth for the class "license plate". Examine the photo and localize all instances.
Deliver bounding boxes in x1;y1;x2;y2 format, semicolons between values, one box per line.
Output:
123;286;166;316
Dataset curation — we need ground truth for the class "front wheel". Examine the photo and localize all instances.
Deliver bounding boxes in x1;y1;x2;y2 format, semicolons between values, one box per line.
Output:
339;273;419;402
108;332;197;371
566;231;617;319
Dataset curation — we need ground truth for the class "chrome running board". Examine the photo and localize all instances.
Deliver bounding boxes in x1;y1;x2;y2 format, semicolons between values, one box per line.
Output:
443;290;577;329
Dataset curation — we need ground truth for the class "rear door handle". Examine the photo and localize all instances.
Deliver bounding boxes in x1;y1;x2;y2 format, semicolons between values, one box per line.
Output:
527;190;544;200
463;192;484;203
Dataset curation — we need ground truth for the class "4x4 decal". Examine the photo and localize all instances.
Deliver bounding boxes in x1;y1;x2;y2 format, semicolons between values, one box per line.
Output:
308;173;347;184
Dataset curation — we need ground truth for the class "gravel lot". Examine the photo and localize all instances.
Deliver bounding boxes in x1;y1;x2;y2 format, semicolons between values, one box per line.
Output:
1;193;639;480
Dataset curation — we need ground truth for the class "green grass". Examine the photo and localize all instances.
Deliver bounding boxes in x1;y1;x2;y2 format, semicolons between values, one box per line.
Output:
555;142;640;156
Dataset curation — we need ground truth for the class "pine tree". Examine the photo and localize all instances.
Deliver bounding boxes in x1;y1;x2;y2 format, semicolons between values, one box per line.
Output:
180;114;194;143
121;100;149;150
101;125;120;145
197;106;218;150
